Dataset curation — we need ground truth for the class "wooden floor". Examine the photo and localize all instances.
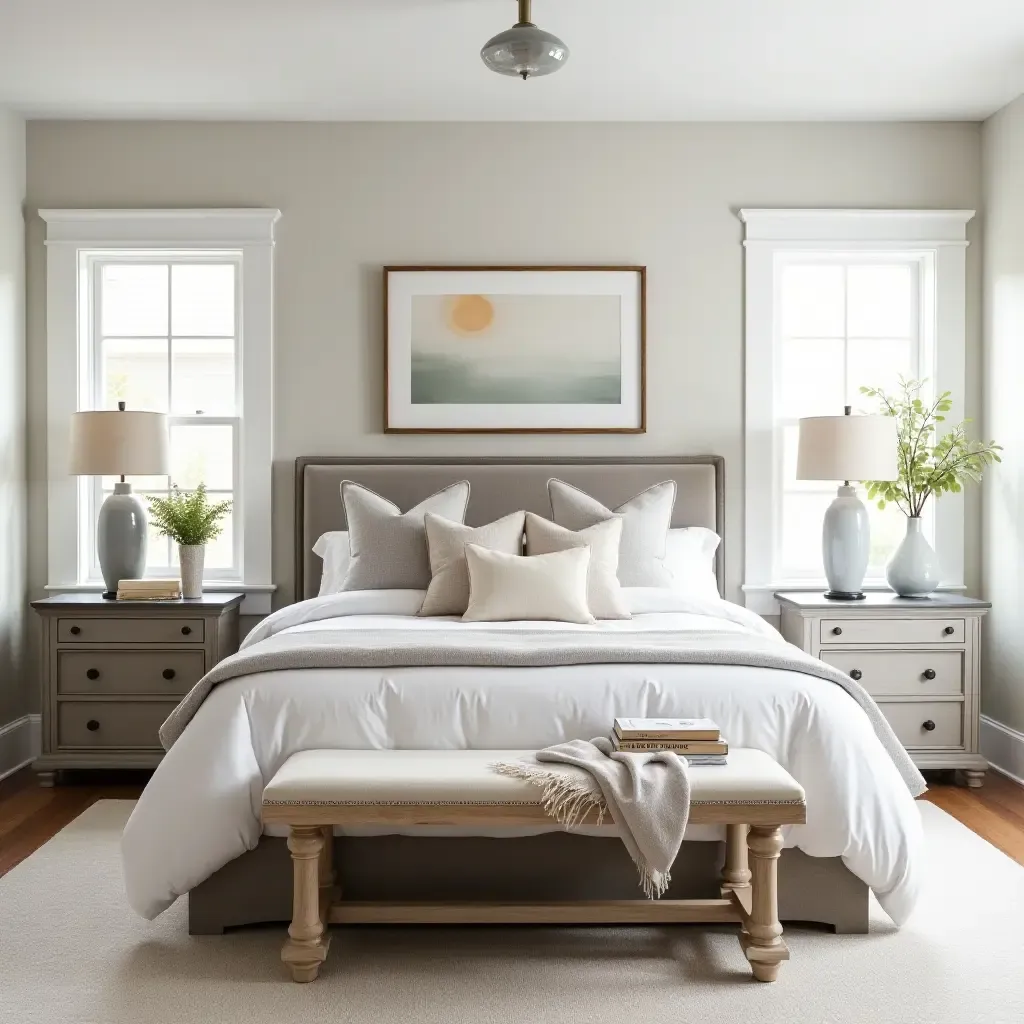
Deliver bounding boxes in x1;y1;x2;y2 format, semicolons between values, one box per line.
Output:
0;766;1022;881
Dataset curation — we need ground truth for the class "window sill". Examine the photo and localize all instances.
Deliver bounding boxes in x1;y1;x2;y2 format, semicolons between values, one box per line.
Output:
742;581;967;616
44;582;276;616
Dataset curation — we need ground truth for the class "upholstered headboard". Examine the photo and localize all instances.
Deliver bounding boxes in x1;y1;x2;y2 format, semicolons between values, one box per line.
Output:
295;456;725;601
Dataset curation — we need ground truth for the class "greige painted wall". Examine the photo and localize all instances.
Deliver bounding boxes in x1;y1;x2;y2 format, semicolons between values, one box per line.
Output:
0;110;26;729
982;96;1024;734
22;121;983;709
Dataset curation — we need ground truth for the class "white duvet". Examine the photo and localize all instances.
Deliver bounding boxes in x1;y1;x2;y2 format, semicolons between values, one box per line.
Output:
121;590;924;924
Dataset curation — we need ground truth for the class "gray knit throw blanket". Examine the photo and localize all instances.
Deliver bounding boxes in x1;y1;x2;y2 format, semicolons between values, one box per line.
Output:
492;738;690;899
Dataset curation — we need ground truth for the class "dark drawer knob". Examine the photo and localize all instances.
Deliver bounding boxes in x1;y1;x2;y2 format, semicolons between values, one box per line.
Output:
943;626;955;635
831;626;842;636
923;668;937;680
162;668;176;680
849;668;862;681
181;625;192;636
86;668;100;680
69;625;81;635
86;719;100;732
922;719;936;732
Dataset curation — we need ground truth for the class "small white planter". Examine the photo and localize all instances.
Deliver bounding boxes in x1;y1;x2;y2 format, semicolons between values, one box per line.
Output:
178;544;206;599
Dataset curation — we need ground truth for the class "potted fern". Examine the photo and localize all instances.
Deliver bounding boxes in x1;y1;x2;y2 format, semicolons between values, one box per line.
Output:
147;484;232;599
861;379;1001;597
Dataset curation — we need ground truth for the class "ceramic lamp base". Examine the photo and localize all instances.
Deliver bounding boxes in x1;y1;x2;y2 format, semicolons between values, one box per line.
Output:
821;483;871;600
97;482;148;596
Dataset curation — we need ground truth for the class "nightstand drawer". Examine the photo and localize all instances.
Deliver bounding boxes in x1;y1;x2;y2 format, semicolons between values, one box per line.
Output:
57;617;204;644
820;651;963;697
57;701;177;749
879;701;963;749
819;617;965;645
57;650;205;695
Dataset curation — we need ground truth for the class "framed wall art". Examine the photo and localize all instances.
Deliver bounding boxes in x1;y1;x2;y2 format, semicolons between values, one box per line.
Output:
384;266;646;433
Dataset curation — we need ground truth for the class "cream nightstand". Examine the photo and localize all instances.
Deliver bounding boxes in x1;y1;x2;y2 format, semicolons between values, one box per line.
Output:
30;593;243;785
775;592;991;787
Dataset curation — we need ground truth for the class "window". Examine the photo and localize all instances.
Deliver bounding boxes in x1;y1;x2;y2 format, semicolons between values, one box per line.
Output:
742;209;973;614
43;210;279;614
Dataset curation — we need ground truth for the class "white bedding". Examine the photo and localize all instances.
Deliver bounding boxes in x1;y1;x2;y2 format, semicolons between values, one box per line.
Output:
121;590;924;924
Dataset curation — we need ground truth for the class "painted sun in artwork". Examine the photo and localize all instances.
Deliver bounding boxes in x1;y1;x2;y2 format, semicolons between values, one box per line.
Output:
446;294;495;336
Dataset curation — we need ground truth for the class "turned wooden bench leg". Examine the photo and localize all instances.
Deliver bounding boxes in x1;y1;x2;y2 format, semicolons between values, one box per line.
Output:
721;824;751;894
282;826;331;983
740;824;788;982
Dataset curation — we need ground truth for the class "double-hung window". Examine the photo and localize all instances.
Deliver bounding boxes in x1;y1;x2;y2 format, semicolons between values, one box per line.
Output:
43;210;279;613
741;209;973;614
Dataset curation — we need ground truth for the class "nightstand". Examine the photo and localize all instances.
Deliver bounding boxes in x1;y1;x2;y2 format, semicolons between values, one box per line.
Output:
30;593;244;785
775;592;991;787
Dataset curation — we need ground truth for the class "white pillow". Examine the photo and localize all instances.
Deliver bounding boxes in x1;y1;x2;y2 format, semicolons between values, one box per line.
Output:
312;531;350;596
462;544;595;624
665;527;721;599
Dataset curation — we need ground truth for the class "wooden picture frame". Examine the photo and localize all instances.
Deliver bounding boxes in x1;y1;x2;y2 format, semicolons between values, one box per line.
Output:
384;266;646;434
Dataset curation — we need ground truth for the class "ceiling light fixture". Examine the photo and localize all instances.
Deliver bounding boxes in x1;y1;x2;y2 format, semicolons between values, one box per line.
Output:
480;0;569;80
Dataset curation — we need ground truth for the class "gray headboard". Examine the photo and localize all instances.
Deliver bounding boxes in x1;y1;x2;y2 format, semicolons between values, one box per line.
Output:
295;456;725;601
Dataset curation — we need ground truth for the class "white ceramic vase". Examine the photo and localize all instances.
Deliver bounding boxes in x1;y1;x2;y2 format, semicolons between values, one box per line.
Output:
886;517;940;598
178;544;205;599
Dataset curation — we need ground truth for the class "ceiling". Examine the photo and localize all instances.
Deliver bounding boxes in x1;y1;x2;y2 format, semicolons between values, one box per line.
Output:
2;0;1023;122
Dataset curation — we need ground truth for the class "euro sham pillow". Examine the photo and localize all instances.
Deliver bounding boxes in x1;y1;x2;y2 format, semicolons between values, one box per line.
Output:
547;478;677;587
462;544;595;624
339;480;471;591
419;511;527;616
312;530;350;596
665;527;721;600
523;512;630;619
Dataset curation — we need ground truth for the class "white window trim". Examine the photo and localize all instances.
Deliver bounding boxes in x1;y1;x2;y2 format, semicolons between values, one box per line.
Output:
740;208;974;616
41;209;280;615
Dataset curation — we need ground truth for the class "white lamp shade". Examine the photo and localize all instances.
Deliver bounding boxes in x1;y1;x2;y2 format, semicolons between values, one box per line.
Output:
69;410;170;476
796;414;898;482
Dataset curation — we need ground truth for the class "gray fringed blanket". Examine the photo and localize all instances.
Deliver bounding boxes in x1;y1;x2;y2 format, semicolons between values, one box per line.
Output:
492;738;690;899
156;626;925;798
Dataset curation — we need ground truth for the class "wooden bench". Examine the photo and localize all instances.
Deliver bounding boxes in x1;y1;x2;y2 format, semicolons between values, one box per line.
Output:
261;748;807;984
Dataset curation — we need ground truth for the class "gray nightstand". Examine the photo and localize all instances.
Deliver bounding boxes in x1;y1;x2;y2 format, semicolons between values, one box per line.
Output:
775;592;991;787
30;593;244;785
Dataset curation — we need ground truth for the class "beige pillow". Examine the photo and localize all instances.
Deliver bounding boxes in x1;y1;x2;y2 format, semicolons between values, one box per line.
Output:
524;513;630;620
463;544;595;624
419;511;527;616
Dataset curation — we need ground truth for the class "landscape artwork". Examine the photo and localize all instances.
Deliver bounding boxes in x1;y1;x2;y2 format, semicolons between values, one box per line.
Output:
385;267;645;433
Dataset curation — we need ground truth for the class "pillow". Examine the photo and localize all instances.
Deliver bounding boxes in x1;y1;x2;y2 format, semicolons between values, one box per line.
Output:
666;527;721;600
312;531;350;596
463;544;595;624
523;512;630;620
419;511;527;616
547;479;676;587
339;480;471;591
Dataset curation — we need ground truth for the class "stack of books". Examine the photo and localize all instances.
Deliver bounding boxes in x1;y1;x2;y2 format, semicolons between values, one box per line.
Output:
612;717;728;765
116;578;182;601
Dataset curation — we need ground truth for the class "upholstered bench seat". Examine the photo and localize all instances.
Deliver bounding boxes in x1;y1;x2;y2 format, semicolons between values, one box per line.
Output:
262;747;806;984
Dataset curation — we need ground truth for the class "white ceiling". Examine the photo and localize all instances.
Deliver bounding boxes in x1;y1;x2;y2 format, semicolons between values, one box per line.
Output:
2;0;1023;122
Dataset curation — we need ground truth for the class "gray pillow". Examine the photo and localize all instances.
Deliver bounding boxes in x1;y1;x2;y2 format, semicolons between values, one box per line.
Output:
547;478;676;587
340;480;471;591
419;511;527;616
524;512;630;619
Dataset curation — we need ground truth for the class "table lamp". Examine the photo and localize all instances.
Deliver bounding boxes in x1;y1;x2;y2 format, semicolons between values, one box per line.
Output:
796;406;898;600
69;402;170;598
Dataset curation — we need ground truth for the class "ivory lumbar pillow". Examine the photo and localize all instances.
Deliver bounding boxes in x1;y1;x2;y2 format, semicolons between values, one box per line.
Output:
340;480;471;591
524;512;630;620
419;511;527;616
547;478;676;587
463;544;596;624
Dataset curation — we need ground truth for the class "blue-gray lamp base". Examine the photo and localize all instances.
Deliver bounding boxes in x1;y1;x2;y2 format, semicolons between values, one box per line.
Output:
821;483;870;601
97;482;148;598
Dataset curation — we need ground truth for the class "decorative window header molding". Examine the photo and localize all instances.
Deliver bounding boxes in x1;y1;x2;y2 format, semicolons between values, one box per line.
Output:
738;208;974;245
39;208;281;247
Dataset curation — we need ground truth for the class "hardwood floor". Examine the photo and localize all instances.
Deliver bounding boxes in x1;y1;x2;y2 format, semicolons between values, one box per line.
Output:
0;766;1022;881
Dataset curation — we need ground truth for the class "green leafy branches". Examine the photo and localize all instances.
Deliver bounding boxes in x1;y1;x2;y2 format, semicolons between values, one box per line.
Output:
147;483;232;547
860;378;1001;518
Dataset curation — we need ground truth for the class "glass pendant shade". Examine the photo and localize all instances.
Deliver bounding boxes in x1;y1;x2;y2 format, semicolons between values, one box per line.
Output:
480;1;569;79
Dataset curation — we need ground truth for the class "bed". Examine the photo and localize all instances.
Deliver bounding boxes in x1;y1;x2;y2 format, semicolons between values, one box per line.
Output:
120;456;925;934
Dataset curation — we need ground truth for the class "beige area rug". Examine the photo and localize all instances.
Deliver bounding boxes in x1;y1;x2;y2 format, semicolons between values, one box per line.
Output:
0;800;1021;1024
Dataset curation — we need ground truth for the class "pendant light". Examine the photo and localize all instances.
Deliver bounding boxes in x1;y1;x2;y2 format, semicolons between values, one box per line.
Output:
480;0;570;80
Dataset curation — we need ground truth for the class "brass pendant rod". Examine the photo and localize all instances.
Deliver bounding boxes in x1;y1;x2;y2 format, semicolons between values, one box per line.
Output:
518;0;532;26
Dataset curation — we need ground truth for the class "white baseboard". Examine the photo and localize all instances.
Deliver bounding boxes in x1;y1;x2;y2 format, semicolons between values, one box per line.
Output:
0;714;42;783
980;714;1024;787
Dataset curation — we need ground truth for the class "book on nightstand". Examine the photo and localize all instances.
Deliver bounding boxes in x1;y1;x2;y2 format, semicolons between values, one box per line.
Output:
116;578;182;601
